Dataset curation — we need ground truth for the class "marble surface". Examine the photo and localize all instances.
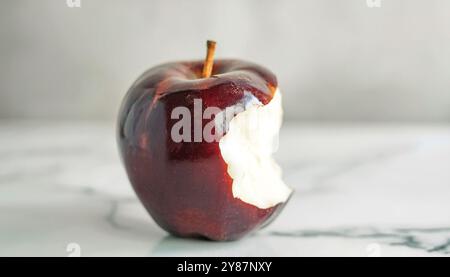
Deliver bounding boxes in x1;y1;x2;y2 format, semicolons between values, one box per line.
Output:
1;121;449;257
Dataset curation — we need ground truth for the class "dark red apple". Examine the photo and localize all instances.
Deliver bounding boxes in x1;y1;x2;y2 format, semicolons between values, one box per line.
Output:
117;41;292;241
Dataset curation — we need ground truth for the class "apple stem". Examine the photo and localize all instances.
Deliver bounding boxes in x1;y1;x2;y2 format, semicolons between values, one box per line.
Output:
201;40;216;78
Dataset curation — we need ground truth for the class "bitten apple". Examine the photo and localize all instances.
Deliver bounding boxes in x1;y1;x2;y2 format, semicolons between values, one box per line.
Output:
117;41;292;241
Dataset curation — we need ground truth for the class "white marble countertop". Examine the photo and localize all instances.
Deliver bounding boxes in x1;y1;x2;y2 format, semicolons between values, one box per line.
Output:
1;121;449;257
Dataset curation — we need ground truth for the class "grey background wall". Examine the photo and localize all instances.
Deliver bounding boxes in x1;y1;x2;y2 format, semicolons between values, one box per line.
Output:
1;0;449;122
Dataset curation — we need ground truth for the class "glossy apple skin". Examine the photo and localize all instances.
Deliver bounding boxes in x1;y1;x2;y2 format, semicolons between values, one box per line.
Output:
117;59;288;241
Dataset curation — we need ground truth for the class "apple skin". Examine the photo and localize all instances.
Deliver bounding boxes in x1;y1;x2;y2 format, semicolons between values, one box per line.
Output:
117;59;287;241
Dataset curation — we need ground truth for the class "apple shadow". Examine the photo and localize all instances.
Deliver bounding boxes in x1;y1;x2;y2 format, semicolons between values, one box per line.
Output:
150;235;238;256
150;233;273;256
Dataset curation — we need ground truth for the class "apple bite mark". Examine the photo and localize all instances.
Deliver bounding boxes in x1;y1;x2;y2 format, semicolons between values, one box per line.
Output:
218;88;292;209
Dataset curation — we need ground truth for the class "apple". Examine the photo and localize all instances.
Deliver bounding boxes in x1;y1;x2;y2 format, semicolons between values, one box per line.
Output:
117;41;292;241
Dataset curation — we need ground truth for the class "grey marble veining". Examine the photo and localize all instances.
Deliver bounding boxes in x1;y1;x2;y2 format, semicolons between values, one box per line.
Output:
0;121;449;256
